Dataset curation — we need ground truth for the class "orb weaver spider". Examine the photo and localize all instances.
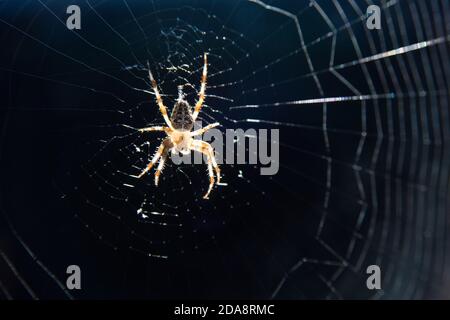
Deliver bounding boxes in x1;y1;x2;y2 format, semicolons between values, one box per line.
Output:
137;53;221;199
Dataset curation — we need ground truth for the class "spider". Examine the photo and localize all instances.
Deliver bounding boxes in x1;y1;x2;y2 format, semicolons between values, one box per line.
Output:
136;53;221;199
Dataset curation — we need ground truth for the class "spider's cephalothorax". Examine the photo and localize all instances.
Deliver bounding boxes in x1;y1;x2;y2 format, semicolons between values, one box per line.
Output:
137;53;221;199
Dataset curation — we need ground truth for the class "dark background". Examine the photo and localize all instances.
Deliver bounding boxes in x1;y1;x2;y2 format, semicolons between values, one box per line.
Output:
0;0;449;299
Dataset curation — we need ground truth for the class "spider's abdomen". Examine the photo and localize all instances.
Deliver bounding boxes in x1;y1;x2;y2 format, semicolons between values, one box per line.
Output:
170;100;194;131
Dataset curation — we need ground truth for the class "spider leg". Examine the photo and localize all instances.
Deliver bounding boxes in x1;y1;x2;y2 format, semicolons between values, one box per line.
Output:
154;156;165;186
137;138;171;178
139;126;170;133
191;140;221;199
154;146;171;186
137;144;164;178
147;62;174;130
190;122;220;136
204;158;215;199
192;53;208;121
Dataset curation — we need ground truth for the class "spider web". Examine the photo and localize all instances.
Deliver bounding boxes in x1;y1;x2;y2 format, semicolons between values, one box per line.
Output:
0;0;449;299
